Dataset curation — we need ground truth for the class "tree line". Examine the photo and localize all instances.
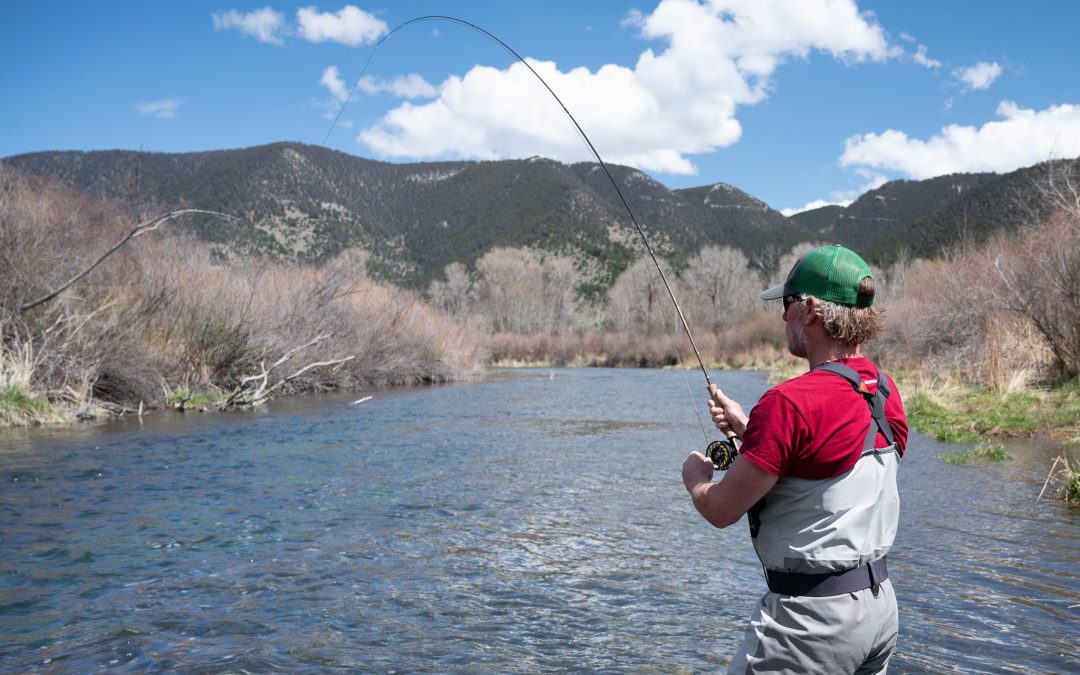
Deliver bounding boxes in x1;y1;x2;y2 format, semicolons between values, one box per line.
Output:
2;159;1078;425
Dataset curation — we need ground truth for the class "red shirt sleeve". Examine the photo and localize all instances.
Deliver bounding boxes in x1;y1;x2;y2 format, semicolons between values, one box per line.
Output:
737;388;807;477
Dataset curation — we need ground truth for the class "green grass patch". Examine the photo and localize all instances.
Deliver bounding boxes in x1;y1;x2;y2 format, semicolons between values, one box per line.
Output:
0;385;67;427
905;392;982;443
1040;454;1080;505
1064;467;1080;503
941;442;1012;465
900;377;1078;443
166;388;226;409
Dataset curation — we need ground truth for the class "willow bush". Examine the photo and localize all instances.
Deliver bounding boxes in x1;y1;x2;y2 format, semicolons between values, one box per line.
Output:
0;167;484;424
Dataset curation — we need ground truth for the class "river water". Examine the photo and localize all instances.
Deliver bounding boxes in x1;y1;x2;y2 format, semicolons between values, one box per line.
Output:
0;368;1076;673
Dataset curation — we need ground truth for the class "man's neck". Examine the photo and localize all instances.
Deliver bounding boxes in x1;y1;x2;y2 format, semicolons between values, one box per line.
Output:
806;342;863;370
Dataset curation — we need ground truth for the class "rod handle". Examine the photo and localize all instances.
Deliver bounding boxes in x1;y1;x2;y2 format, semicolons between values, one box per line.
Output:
708;383;740;441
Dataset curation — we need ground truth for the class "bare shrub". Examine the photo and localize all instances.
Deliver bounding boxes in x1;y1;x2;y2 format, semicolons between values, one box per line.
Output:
874;249;995;380
429;261;475;318
680;245;758;331
985;210;1080;379
469;248;585;335
0;167;484;422
606;256;677;334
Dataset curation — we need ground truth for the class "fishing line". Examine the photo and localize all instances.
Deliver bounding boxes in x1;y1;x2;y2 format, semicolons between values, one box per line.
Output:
323;15;738;463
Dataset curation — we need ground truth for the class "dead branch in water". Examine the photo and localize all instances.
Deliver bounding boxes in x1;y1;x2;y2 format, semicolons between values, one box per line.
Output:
1036;455;1065;502
19;208;236;314
219;333;354;410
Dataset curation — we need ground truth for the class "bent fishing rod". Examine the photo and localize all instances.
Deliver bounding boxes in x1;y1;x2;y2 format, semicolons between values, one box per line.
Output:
327;15;740;469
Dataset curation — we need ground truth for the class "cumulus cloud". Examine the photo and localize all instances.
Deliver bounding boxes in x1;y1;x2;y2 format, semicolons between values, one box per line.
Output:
135;98;184;118
321;66;350;102
782;199;848;216
357;74;437;99
781;172;886;215
211;7;286;45
912;44;941;69
841;101;1080;179
319;67;434;122
953;61;1002;90
357;0;895;175
297;5;387;46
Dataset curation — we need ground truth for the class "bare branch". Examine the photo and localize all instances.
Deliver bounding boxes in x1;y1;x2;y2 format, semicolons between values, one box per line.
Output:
253;356;354;403
218;333;351;410
19;208;237;313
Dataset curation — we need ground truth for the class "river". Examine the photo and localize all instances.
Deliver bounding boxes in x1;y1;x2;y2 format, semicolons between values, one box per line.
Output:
1;368;1077;673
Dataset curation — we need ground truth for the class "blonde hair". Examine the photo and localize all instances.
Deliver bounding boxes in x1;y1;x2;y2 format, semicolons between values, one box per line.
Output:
811;277;884;344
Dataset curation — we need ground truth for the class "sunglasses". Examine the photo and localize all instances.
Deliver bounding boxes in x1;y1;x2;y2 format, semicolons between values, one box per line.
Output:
783;294;804;314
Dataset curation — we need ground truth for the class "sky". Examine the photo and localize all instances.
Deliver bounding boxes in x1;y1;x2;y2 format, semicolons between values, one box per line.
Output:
3;0;1080;214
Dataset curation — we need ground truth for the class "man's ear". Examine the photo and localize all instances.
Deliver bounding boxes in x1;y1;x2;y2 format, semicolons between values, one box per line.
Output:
801;295;819;324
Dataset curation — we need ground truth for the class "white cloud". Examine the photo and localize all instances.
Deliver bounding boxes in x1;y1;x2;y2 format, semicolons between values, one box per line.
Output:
782;172;886;215
357;0;895;174
854;170;889;194
841;101;1080;179
357;74;437;99
297;5;387;46
211;7;286;45
319;66;435;122
321;66;350;102
912;44;941;68
953;61;1002;90
135;98;184;118
782;199;849;216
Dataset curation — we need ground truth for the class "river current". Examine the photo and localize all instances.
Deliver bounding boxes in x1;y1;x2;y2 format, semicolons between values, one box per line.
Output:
1;368;1077;673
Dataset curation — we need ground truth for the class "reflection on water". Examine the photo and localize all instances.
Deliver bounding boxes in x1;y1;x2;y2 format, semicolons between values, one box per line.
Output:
0;368;1077;672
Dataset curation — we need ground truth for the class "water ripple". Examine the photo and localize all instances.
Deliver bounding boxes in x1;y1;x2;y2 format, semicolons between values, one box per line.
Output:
0;369;1076;672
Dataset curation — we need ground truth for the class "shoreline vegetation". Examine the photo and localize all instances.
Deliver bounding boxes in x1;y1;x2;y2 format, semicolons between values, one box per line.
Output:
2;166;1079;498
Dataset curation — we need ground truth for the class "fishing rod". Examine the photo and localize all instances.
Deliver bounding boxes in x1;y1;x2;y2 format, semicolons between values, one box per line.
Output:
327;15;740;469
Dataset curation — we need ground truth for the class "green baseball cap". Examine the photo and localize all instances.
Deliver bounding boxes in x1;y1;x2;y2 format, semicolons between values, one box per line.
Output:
761;245;874;307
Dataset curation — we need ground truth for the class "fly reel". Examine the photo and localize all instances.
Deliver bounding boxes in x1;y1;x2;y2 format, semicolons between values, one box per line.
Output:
706;438;739;470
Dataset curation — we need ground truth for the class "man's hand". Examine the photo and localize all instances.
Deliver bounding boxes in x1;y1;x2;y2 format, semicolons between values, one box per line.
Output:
709;389;749;438
681;453;779;529
682;451;714;492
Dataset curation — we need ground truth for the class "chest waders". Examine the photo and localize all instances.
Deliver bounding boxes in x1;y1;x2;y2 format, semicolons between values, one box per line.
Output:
748;362;899;597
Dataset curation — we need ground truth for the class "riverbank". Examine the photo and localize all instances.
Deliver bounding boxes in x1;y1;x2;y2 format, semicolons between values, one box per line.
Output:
897;375;1080;445
10;362;1077;445
762;363;1080;447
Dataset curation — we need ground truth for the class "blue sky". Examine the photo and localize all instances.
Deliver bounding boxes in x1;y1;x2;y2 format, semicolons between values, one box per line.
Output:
4;1;1079;214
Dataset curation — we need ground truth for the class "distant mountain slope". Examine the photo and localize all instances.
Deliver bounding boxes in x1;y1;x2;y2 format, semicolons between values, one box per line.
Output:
4;142;1076;286
792;173;997;251
676;182;812;260
867;160;1075;260
2;143;803;288
791;160;1078;262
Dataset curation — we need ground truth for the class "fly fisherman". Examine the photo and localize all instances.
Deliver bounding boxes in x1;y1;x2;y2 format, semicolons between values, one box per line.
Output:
681;245;908;674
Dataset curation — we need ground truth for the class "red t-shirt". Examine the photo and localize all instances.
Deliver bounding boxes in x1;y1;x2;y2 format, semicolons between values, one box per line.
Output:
739;357;908;480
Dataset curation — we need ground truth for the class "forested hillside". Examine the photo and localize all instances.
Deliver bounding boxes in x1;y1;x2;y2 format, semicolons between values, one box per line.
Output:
4;143;1077;289
5;143;793;289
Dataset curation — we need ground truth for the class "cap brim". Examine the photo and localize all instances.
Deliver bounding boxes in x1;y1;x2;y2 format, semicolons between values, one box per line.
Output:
760;283;787;301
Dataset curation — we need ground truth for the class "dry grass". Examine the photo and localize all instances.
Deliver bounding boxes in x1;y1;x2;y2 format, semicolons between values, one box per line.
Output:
486;311;799;372
0;167;484;426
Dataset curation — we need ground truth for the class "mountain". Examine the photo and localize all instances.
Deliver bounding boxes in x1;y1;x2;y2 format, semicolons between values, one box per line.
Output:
4;142;1076;287
791;160;1078;262
1;142;803;288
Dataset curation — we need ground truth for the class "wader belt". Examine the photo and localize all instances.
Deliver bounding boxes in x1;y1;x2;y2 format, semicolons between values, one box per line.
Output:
765;557;888;597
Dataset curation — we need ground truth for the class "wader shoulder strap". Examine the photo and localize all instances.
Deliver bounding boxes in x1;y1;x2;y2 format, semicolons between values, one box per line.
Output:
813;362;897;449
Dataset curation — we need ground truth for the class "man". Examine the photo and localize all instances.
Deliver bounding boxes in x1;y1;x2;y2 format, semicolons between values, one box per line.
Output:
682;245;908;674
